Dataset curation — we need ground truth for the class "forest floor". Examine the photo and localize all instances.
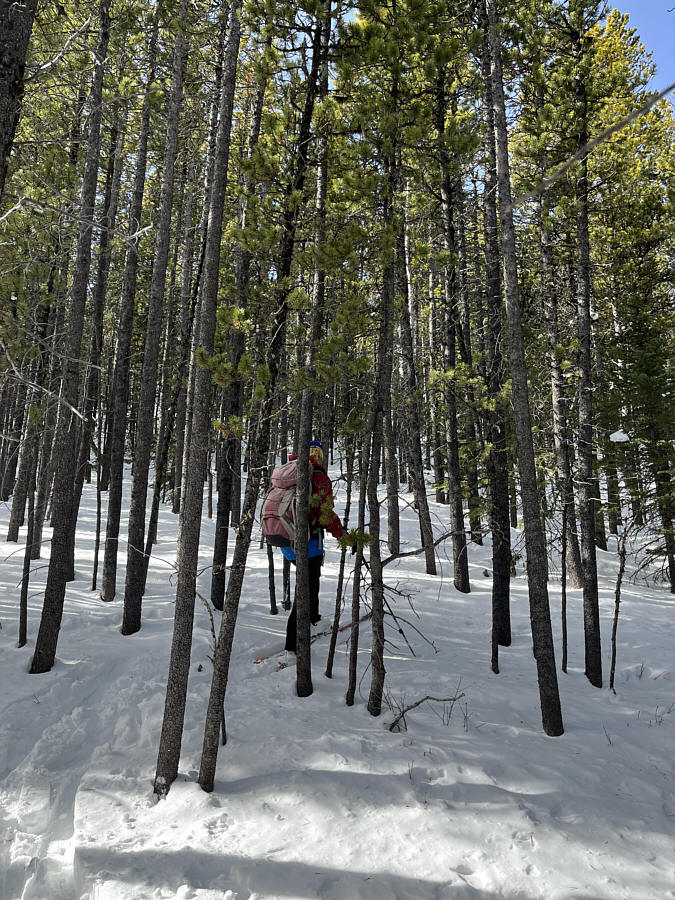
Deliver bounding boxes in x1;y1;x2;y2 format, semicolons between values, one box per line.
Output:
0;466;673;900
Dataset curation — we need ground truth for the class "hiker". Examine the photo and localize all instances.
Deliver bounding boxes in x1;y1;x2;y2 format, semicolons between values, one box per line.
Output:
283;440;343;653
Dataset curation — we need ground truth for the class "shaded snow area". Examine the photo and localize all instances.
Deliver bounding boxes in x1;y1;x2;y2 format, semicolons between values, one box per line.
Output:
1;470;674;900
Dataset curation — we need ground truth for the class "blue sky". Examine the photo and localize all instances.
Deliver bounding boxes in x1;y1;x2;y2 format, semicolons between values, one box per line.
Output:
610;1;674;92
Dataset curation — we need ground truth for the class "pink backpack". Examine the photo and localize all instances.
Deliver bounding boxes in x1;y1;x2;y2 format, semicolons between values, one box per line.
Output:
261;459;313;547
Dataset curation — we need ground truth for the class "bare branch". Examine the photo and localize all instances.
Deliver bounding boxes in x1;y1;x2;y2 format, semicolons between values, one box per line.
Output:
382;530;452;568
1;192;153;247
508;82;675;213
388;693;465;732
0;338;87;422
0;198;26;226
25;17;94;82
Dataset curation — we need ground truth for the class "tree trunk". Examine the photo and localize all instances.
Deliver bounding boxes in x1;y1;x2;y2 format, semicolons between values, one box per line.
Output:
326;436;354;678
367;143;397;717
211;48;267;609
122;0;189;636
382;395;400;556
70;107;125;576
399;195;436;574
479;29;512;663
100;10;160;601
486;0;563;734
539;193;584;589
197;10;324;793
572;10;602;687
457;188;483;545
294;1;331;699
30;0;112;674
18;433;38;648
0;0;38;199
436;71;470;594
153;0;242;796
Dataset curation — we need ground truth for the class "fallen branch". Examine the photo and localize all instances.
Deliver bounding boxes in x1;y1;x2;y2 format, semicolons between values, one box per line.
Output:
382;530;452;568
388;693;465;733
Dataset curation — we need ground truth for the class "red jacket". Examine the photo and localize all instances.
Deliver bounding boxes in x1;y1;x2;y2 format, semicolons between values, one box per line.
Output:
288;454;343;540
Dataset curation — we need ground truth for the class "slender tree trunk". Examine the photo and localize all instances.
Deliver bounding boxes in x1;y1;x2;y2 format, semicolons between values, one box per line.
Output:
479;33;511;664
100;10;160;601
326;436;354;678
539;195;584;589
346;428;370;707
6;389;33;540
153;0;243;796
367;143;397;717
70;107;125;575
486;0;563;734
32;297;66;559
457;189;483;545
144;170;198;575
211;48;268;609
366;315;390;717
572;11;602;687
609;527;629;691
382;393;400;556
428;271;446;504
18;440;37;648
92;384;103;591
122;0;189;635
197;11;324;793
294;1;331;698
399;196;436;574
30;0;112;674
436;72;470;594
173;16;227;515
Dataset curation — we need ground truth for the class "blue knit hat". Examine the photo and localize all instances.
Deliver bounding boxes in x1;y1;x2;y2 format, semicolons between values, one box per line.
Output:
309;440;324;465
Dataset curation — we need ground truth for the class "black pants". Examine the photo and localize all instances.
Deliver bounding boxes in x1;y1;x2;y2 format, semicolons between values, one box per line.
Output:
285;554;323;651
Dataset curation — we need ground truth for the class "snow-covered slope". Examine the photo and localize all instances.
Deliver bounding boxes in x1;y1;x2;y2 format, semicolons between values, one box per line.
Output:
1;471;673;899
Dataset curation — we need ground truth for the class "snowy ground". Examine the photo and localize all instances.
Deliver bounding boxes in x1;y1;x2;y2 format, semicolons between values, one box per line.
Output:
0;466;673;900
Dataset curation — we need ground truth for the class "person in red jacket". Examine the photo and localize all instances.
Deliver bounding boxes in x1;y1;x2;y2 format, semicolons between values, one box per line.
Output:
283;440;343;653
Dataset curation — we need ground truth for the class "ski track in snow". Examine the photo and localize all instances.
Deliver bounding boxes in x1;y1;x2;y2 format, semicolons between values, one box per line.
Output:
0;475;673;900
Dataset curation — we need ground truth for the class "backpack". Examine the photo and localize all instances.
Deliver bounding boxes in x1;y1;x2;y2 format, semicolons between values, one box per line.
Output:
261;458;314;548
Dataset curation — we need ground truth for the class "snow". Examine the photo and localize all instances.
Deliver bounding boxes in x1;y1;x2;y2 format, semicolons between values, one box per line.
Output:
609;430;630;443
1;469;674;900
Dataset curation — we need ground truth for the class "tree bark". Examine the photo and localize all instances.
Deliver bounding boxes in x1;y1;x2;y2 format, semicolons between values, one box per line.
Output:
399;193;436;574
486;0;563;734
571;8;602;687
198;10;324;793
31;0;112;674
0;0;38;199
153;0;243;798
294;0;331;699
479;28;511;663
367;146;397;717
539;194;584;589
436;71;470;594
122;0;189;635
326;436;353;678
346;427;370;707
100;9;160;601
211;45;268;609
